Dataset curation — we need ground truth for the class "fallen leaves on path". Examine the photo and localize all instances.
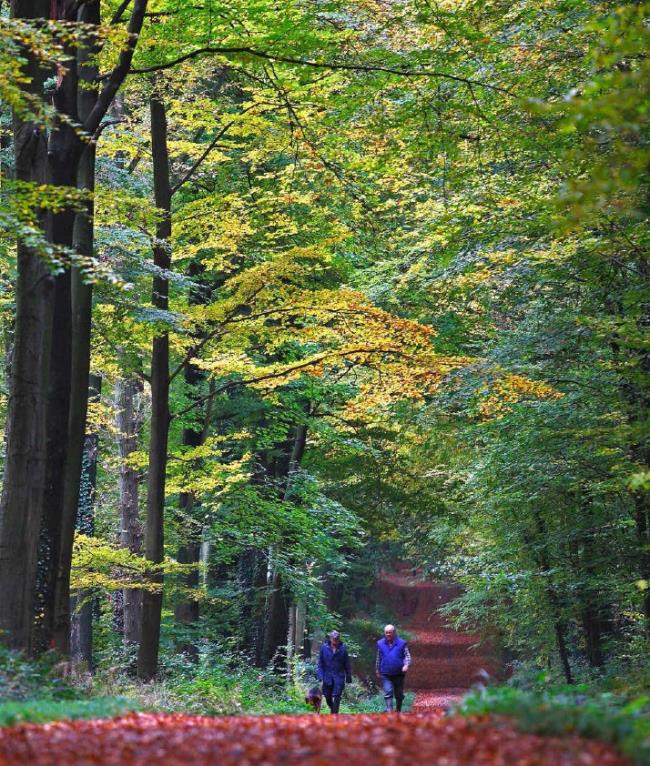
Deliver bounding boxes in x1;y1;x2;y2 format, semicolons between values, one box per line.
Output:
0;712;630;766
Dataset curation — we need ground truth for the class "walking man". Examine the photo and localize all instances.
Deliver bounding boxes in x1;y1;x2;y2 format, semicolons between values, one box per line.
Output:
317;630;352;714
376;623;411;712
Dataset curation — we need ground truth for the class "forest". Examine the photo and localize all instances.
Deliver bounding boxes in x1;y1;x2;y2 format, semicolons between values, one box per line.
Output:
0;0;649;764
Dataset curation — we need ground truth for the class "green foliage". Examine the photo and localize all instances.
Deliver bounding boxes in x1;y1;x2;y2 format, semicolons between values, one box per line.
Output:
456;685;650;766
0;646;78;702
0;642;383;722
0;698;139;728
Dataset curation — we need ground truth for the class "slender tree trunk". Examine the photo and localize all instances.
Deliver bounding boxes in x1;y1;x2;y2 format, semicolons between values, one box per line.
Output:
0;0;54;653
574;497;606;668
52;0;101;654
552;618;574;684
528;512;574;684
35;0;148;656
238;548;268;663
261;570;289;669
137;91;172;681
260;423;308;668
634;494;650;634
70;375;101;668
115;377;144;645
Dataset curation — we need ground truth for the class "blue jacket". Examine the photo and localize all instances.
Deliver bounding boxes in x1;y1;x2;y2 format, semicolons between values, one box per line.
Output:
377;636;408;676
317;642;352;685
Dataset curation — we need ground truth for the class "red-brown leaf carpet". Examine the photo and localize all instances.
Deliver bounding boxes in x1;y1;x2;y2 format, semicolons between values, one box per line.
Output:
0;711;630;766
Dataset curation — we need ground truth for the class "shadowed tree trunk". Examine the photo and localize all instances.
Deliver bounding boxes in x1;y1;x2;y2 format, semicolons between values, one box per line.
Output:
37;0;81;656
238;548;268;665
115;376;144;645
0;0;53;653
528;512;574;684
70;374;101;668
53;0;102;654
11;0;149;656
260;423;308;669
137;89;172;680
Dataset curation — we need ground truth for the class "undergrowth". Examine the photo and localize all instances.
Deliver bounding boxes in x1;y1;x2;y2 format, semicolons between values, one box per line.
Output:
0;642;393;725
455;674;650;766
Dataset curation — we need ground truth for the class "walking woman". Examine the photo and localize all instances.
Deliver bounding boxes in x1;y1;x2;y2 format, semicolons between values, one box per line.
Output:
316;630;352;714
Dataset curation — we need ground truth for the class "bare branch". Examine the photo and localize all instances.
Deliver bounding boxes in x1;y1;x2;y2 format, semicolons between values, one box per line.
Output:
129;46;514;96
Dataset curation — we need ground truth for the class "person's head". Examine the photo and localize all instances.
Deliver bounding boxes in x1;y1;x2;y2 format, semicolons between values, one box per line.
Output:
383;624;396;641
328;630;341;647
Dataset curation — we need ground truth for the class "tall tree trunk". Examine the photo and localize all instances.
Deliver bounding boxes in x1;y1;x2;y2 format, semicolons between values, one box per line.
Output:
52;0;101;654
70;375;101;668
260;423;308;669
36;0;149;656
137;90;172;681
0;0;54;654
633;494;650;635
528;512;574;684
115;376;144;645
238;548;268;664
261;570;289;669
36;0;82;654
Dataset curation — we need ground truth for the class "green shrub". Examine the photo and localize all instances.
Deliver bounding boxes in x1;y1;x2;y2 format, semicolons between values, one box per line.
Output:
0;646;80;702
455;685;650;766
0;697;139;727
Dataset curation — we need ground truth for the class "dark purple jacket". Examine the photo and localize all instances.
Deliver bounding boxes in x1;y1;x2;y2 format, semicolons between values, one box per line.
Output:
317;642;352;685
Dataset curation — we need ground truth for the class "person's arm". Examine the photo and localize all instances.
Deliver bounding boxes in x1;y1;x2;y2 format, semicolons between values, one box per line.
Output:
317;645;324;681
402;644;411;673
344;647;352;683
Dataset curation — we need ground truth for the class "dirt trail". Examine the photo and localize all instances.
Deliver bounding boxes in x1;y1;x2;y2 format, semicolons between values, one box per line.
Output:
0;571;631;766
376;567;500;713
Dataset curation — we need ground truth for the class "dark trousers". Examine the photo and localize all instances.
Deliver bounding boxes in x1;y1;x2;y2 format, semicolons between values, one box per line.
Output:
381;673;405;712
322;682;343;714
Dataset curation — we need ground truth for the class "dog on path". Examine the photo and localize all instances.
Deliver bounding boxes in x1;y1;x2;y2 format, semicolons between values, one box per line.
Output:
305;685;323;713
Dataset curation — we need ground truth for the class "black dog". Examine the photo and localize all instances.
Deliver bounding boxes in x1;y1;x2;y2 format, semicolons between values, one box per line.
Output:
305;685;323;714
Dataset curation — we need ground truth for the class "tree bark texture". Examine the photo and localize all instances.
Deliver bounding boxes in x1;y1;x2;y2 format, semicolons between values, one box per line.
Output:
52;0;102;654
70;374;101;668
237;548;268;664
260;423;308;668
115;377;145;645
37;0;83;651
137;91;172;681
0;0;54;653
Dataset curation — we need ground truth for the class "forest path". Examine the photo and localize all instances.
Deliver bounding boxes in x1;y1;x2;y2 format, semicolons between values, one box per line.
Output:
375;566;500;714
0;711;628;765
0;570;630;765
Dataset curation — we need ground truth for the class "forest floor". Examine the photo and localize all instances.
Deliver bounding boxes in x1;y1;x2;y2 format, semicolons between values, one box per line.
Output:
0;568;632;764
0;710;629;765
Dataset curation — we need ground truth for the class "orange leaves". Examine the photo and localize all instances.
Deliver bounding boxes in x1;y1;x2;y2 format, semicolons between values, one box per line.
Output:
478;374;563;420
0;712;629;766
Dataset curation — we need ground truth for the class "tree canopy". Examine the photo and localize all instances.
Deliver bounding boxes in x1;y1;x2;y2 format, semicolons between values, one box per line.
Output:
0;0;648;689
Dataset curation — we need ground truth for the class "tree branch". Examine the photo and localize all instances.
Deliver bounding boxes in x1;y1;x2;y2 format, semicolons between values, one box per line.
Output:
129;46;514;96
171;346;400;420
84;0;148;136
171;102;262;196
111;0;132;25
